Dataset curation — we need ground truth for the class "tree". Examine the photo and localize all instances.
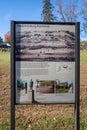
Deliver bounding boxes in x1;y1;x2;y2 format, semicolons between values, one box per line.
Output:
81;1;87;33
56;0;78;22
4;31;10;43
0;36;3;44
41;0;57;22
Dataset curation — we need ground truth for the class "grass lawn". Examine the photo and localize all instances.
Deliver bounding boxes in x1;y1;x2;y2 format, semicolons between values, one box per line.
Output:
80;50;87;64
0;51;10;74
0;51;10;63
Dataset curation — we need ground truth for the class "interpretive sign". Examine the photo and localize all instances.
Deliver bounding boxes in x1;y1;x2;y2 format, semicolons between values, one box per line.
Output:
11;21;80;104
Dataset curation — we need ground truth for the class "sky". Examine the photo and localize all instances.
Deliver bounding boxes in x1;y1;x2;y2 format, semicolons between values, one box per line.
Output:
0;0;43;39
0;0;87;41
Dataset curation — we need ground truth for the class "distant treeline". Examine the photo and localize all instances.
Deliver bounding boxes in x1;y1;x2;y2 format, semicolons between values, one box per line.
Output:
80;42;87;50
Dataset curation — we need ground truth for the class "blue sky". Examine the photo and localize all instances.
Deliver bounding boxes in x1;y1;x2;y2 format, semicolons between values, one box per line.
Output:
0;0;43;39
0;0;87;41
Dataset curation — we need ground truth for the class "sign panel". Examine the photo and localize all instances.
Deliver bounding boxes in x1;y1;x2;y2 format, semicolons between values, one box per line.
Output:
11;21;79;104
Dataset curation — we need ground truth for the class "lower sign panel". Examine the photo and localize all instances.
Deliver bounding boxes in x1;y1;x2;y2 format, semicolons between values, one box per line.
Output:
16;61;75;104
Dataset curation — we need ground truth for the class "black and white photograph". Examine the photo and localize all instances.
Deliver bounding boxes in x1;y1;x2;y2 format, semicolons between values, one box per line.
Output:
15;24;75;61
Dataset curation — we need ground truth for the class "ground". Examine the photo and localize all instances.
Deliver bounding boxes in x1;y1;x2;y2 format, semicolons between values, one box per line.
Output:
0;50;87;130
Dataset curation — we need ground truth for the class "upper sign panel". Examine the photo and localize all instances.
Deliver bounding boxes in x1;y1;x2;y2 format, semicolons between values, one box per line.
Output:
15;23;75;62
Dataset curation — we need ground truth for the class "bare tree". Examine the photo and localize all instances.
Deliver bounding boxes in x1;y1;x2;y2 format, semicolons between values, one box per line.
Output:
56;0;78;22
81;1;87;33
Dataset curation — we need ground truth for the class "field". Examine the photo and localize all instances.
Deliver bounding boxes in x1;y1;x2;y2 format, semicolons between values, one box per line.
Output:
0;50;87;130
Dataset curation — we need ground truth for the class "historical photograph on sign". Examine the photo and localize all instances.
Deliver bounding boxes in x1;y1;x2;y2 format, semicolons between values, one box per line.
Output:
36;80;73;94
15;24;75;62
36;80;55;94
15;23;76;104
17;80;27;94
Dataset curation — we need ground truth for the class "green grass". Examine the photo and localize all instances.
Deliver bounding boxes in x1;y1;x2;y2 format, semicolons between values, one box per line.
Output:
28;117;75;130
17;117;87;130
0;120;10;130
55;88;69;93
0;51;10;63
80;50;87;63
80;118;87;130
0;51;10;72
18;120;28;130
